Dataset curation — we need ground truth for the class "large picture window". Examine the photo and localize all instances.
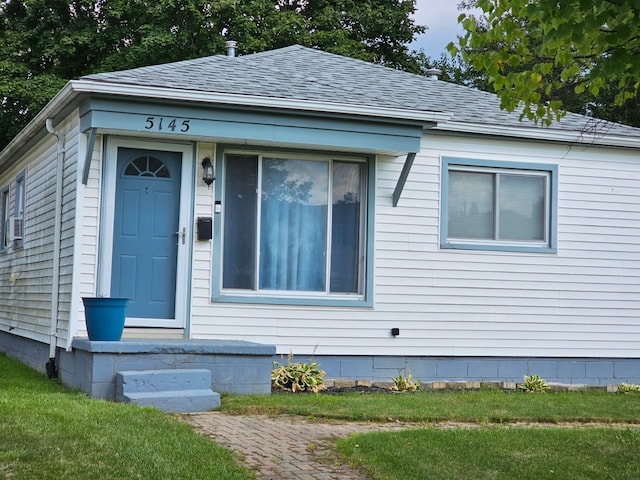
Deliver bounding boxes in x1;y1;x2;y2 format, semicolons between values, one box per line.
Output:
221;152;368;300
441;158;557;253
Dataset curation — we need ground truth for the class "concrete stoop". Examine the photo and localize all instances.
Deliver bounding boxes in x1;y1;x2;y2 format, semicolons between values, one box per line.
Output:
116;369;220;413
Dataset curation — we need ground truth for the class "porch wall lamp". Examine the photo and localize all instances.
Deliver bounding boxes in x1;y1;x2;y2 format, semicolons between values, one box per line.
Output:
201;157;215;186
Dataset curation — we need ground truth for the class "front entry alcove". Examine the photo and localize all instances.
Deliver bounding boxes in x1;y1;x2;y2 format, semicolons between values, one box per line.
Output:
58;338;276;401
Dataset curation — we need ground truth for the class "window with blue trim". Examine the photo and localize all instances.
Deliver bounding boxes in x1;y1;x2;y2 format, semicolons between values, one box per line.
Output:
220;151;369;300
441;158;557;253
13;171;26;248
0;186;9;251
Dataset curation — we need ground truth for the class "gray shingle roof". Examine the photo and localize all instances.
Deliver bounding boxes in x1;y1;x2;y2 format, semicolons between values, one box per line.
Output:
82;44;640;140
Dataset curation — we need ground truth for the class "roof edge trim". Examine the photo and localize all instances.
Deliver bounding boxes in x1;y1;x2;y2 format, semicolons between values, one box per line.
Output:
438;121;640;149
70;80;453;125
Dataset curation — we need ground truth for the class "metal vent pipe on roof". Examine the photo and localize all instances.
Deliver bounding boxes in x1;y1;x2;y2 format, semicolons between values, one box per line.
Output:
425;68;442;80
225;41;238;57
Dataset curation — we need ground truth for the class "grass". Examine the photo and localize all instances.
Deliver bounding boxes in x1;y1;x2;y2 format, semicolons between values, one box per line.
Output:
4;351;640;480
221;388;640;424
222;388;640;479
336;427;640;480
0;354;252;480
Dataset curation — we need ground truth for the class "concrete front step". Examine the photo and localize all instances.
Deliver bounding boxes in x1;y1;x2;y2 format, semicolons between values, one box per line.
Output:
116;369;221;413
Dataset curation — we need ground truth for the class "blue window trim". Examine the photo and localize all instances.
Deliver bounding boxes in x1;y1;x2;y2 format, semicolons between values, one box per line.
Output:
0;185;9;252
13;170;26;249
440;157;558;254
211;145;375;307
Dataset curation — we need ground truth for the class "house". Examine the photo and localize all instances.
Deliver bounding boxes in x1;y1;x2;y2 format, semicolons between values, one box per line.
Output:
1;43;639;400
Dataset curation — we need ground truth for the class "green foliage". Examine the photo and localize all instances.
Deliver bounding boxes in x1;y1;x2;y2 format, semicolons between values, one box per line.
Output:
271;353;326;393
391;369;420;392
453;0;640;126
0;354;250;479
518;374;550;393
617;383;640;394
0;0;425;150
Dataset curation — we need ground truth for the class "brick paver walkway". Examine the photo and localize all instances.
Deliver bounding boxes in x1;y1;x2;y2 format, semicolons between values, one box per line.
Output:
182;413;414;480
181;412;640;479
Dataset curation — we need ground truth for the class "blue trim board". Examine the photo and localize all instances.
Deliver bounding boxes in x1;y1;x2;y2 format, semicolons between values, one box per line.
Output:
440;157;558;254
79;98;422;154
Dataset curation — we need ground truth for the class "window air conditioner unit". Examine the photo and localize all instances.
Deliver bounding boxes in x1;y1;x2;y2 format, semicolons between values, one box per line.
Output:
9;216;23;241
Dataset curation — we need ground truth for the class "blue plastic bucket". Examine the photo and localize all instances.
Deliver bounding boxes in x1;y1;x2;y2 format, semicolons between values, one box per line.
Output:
82;297;129;341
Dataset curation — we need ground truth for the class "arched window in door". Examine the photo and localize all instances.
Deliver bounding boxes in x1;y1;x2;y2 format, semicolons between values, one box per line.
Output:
124;155;171;178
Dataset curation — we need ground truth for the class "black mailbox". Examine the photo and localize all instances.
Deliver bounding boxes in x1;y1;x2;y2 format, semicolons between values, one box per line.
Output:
197;217;213;241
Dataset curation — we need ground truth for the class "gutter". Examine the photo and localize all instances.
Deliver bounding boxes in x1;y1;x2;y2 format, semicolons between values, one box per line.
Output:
44;119;65;379
436;121;640;150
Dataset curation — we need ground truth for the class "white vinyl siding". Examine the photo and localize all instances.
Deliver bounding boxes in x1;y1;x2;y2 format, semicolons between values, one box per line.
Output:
0;114;80;347
189;133;640;359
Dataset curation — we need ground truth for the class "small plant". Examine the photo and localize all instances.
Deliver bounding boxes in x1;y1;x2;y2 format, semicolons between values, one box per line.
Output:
518;374;550;393
390;369;420;392
617;383;640;394
271;353;326;393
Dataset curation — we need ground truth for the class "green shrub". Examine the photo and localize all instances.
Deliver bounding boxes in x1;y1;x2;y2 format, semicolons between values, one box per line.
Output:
391;369;420;392
617;383;640;394
518;374;550;393
271;353;326;393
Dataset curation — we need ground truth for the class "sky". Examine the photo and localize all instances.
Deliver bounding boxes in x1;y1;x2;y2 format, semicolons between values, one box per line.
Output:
411;0;467;59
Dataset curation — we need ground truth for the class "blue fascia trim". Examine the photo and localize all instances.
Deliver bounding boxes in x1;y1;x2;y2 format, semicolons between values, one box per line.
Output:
79;98;422;154
211;146;375;308
440;157;559;254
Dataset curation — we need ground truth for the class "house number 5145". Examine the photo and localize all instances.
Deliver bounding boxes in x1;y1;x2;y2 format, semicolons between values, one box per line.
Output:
144;116;191;132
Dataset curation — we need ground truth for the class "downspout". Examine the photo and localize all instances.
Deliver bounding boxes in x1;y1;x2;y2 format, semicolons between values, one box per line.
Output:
45;119;65;379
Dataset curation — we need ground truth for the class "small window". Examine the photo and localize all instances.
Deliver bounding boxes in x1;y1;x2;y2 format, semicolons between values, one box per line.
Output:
219;150;370;304
441;158;557;253
124;155;170;178
13;171;26;248
0;186;9;251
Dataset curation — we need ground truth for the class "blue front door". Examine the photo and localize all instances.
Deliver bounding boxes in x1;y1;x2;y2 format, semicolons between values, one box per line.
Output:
111;147;182;319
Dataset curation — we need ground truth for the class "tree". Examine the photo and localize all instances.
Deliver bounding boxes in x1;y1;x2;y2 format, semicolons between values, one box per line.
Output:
0;0;425;150
452;0;640;126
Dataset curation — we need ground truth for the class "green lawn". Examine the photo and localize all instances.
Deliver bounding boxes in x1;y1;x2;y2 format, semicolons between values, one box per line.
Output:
222;388;640;480
336;427;640;480
221;388;640;424
0;354;252;480
4;351;640;480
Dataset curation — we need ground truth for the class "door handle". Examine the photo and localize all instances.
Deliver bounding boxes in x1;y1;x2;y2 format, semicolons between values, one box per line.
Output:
176;227;186;245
